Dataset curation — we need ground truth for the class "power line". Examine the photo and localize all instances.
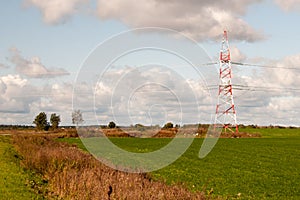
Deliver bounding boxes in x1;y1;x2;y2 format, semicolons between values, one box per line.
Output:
231;61;300;71
233;85;300;92
201;61;300;71
205;84;300;93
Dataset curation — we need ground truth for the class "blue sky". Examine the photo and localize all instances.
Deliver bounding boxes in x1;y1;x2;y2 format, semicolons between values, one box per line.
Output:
1;0;300;126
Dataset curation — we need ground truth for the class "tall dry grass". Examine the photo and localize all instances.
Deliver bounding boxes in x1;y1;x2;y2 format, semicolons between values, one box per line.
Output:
12;135;206;200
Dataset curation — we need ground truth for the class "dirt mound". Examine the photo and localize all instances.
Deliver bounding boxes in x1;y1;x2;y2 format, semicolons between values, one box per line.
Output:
152;128;178;138
103;128;131;137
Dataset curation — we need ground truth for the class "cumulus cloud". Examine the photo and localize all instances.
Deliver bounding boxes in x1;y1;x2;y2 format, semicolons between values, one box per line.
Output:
8;48;69;78
275;0;300;11
77;66;213;125
97;0;265;42
0;75;37;114
269;54;300;87
0;74;74;124
25;0;265;42
230;46;247;62
1;54;299;126
25;0;89;24
39;82;73;112
232;53;300;125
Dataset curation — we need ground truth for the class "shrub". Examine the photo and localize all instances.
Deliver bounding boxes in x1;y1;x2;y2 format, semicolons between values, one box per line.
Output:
163;122;174;129
108;121;116;129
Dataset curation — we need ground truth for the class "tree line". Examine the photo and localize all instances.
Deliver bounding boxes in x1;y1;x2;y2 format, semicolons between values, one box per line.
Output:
33;109;178;131
33;110;84;131
33;112;61;131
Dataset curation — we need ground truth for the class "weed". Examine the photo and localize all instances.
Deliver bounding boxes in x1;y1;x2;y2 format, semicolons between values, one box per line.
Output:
13;135;206;199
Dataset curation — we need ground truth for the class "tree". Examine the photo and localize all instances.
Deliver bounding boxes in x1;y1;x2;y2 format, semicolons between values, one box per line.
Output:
72;110;84;126
108;121;116;129
163;122;174;129
33;112;48;131
50;113;61;129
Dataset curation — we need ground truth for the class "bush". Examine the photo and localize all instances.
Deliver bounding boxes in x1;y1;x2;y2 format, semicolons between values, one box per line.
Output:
163;122;174;129
108;121;116;129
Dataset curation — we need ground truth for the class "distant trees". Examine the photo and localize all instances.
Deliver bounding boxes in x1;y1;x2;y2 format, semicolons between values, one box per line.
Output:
163;122;174;129
33;112;61;130
50;113;61;129
108;121;116;129
72;110;84;126
33;112;48;131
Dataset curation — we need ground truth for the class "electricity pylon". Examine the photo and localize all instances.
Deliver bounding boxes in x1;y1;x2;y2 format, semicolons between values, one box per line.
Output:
214;30;238;136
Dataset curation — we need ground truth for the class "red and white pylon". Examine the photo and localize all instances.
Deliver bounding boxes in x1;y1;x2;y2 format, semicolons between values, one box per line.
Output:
214;30;238;135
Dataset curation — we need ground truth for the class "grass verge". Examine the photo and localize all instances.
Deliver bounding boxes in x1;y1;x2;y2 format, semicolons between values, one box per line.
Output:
0;136;45;200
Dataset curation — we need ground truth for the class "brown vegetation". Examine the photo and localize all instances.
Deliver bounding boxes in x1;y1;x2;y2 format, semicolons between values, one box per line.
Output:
153;128;178;138
12;134;206;199
103;128;131;137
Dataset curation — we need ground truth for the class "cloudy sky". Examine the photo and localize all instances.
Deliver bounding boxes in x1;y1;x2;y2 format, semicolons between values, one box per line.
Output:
1;0;300;126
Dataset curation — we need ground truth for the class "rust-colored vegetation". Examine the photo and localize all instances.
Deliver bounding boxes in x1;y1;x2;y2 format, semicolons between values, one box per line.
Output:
12;134;206;199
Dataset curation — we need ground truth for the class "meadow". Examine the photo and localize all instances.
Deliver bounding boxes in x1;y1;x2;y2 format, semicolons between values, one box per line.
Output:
60;127;300;199
1;127;299;199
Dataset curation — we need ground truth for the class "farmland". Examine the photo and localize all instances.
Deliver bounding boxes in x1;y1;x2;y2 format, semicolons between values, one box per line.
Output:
60;127;300;199
0;126;299;199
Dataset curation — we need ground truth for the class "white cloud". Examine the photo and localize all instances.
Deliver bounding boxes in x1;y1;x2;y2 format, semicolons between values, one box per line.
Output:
8;48;69;78
266;54;300;87
24;0;265;42
96;0;265;42
232;53;300;125
0;56;299;126
0;75;37;114
0;75;75;124
230;46;247;62
1;49;299;126
89;66;212;125
25;0;89;24
275;0;300;11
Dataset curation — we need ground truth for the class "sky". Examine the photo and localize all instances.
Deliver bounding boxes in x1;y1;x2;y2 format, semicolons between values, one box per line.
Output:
1;0;300;126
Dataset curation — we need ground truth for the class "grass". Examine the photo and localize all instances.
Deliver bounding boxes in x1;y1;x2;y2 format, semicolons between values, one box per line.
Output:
13;134;205;199
60;128;300;199
153;138;300;199
238;126;300;138
0;136;44;200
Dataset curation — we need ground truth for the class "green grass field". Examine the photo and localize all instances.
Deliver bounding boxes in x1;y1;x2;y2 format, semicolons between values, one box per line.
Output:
60;128;300;199
238;127;300;138
0;136;44;200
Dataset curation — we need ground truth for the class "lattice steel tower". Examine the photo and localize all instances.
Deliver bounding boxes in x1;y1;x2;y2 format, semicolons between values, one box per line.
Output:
214;30;238;135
